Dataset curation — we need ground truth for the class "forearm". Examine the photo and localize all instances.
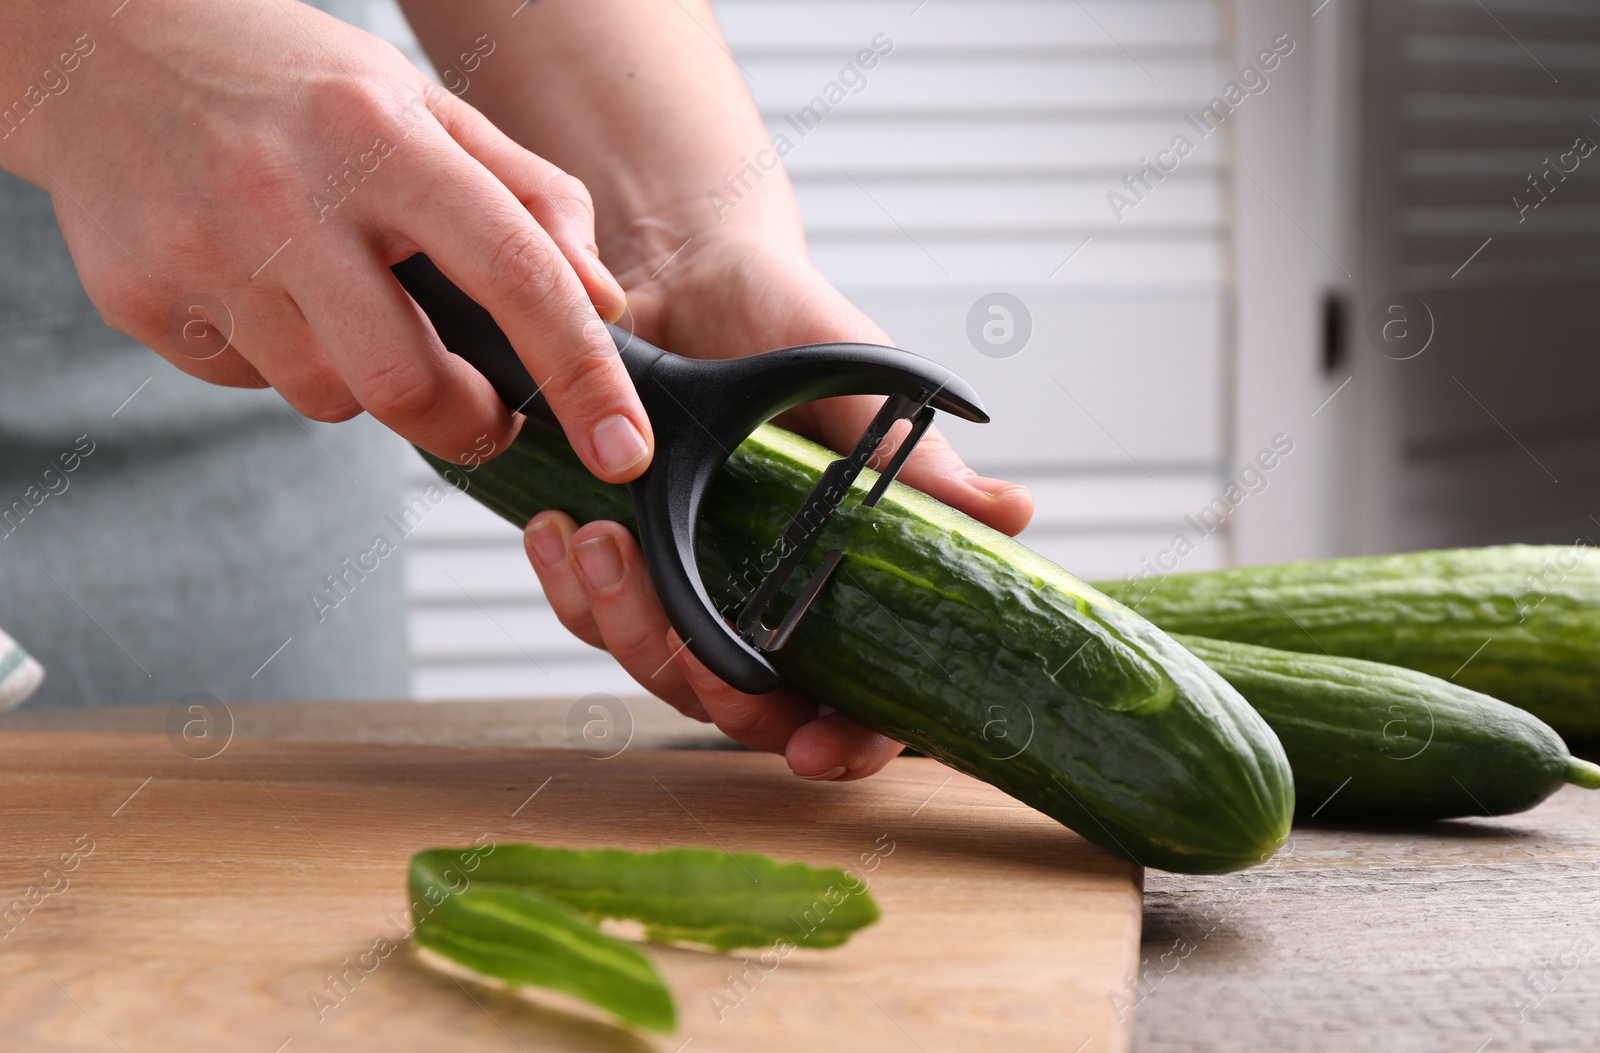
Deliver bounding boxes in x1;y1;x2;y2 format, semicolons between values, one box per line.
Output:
397;0;804;279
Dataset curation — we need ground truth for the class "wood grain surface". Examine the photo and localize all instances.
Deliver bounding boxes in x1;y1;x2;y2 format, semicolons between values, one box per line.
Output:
0;731;1141;1053
0;696;737;751
1135;783;1600;1052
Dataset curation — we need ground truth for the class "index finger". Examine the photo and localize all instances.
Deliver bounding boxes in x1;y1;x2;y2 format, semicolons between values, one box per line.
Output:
398;148;654;484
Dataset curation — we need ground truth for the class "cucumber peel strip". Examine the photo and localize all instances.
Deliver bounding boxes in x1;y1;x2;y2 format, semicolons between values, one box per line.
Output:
409;844;881;1033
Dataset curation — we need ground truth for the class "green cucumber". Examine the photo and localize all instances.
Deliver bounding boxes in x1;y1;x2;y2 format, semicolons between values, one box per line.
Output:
423;421;1293;874
1174;634;1600;821
1094;546;1600;743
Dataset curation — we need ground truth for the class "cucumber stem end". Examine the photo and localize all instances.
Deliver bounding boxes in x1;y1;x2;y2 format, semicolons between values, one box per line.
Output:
1565;757;1600;790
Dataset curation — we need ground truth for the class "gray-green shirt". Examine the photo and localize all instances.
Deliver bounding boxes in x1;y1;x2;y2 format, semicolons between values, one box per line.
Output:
0;1;410;707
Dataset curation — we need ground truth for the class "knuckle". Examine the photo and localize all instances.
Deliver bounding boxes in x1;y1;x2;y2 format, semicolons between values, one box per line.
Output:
314;75;401;132
481;225;563;309
563;309;621;366
709;696;767;738
547;355;632;429
556;611;605;650
201;357;266;389
351;352;444;423
274;367;362;422
538;171;595;220
297;393;364;423
609;628;663;675
86;273;148;336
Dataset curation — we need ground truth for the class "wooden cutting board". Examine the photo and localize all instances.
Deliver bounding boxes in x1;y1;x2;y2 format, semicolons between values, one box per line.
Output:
0;731;1141;1052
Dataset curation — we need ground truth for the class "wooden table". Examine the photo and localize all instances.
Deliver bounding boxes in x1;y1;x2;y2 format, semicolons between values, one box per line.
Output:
0;712;1141;1053
1135;784;1600;1051
5;698;1597;1051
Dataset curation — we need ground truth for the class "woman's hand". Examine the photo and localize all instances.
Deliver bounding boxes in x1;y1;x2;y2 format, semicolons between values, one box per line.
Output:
524;227;1034;781
0;0;649;477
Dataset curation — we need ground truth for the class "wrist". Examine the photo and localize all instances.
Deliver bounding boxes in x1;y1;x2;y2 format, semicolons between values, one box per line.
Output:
599;189;809;292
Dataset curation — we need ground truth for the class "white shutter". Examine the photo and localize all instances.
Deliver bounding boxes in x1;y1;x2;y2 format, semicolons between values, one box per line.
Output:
368;0;1240;699
1358;0;1600;552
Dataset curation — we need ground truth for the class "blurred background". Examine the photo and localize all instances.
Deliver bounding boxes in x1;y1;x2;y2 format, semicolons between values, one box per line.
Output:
359;0;1599;701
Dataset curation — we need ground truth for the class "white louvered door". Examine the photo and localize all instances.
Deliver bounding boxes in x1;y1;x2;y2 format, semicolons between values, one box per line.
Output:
1359;0;1600;552
366;0;1282;700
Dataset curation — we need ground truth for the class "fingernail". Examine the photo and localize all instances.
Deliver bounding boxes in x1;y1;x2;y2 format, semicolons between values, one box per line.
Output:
591;414;650;475
574;534;626;591
798;765;847;782
961;468;1024;497
528;517;567;568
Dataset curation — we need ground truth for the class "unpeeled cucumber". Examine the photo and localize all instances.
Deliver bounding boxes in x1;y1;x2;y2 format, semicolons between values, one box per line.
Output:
1176;634;1600;821
1094;546;1600;743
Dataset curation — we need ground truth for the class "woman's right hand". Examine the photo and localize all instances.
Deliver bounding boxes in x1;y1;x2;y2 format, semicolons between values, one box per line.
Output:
0;0;653;476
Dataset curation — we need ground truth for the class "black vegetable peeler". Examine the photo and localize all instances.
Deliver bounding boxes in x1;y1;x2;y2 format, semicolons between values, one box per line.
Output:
393;254;988;694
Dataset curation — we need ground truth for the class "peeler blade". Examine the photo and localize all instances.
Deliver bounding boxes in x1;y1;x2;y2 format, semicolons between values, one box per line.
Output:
736;396;937;652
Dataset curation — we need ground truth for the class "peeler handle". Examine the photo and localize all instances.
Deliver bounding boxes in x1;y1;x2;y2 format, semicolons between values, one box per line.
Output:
390;253;657;427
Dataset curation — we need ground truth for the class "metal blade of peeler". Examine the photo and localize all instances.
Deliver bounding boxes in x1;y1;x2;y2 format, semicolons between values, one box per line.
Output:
737;396;937;651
